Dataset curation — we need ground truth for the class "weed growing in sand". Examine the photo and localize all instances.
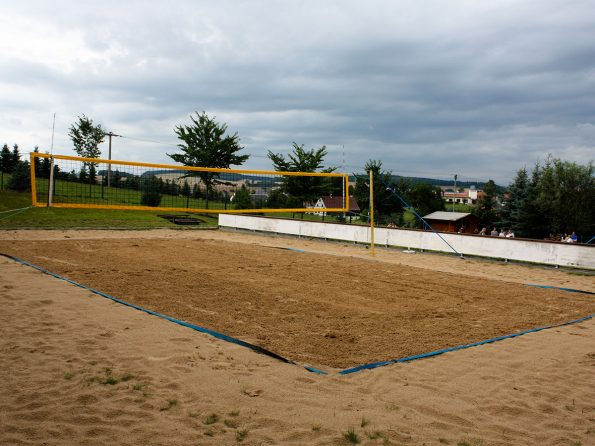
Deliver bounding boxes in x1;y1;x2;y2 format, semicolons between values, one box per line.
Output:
132;383;145;391
571;442;582;446
344;427;360;444
439;439;450;444
63;372;74;380
227;410;240;417
236;429;248;442
160;399;178;411
204;430;215;437
385;402;399;411
224;419;239;429
121;373;134;382
364;431;384;440
360;417;370;428
102;376;119;385
188;410;200;418
312;424;322;432
204;413;219;425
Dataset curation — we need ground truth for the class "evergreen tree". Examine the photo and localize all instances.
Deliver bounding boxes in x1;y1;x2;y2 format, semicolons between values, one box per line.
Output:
181;180;191;197
474;179;499;227
140;175;162;207
8;161;31;192
191;183;201;199
0;144;11;172
233;185;254;210
500;167;530;236
10;144;21;168
353;160;402;224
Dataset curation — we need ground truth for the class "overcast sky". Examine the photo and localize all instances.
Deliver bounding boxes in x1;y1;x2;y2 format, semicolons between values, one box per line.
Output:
2;0;594;184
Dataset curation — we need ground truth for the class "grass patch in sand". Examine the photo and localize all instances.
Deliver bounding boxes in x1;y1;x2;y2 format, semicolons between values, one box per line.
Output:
344;427;360;444
159;399;178;411
224;419;239;428
63;372;74;380
204;413;219;425
364;430;385;440
235;429;248;442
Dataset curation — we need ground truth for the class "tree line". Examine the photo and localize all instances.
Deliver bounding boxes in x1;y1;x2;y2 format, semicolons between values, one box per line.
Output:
3;111;593;240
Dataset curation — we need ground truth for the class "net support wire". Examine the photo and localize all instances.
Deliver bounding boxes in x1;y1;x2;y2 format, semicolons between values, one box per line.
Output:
0;206;33;221
381;179;463;258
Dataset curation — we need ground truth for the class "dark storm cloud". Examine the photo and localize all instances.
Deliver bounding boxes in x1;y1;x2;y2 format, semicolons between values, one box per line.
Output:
1;0;594;183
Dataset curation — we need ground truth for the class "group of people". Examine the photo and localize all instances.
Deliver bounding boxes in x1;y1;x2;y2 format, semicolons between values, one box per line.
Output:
562;232;578;243
477;227;515;238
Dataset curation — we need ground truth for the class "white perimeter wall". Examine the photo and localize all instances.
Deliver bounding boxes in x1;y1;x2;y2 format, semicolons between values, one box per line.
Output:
219;214;595;270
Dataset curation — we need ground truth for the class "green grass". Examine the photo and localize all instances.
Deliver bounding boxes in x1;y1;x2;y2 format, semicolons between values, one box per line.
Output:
0;189;218;229
235;429;248;442
343;427;360;444
159;399;178;411
204;413;219;425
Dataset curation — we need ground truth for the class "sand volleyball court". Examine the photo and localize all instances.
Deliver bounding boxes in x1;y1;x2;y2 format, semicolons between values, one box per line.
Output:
0;229;594;445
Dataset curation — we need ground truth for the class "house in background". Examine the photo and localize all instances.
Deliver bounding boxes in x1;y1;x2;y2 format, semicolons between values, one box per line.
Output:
422;211;480;234
441;185;486;205
311;196;360;217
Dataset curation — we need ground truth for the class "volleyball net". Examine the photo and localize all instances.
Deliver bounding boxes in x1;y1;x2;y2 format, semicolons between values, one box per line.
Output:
30;153;349;214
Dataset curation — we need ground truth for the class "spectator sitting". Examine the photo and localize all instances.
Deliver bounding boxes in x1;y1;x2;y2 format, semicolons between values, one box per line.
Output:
564;232;578;243
499;229;506;237
387;221;397;229
506;229;515;238
490;227;498;236
479;227;487;235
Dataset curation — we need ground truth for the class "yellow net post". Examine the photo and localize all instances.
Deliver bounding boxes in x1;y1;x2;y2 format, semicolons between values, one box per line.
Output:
369;170;375;256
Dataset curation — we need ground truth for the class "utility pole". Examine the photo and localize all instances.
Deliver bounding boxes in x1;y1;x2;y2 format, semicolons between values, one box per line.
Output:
104;132;121;188
452;174;458;212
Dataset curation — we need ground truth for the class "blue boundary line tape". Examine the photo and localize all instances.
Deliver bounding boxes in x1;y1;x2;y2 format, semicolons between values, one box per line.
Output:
4;253;593;377
1;253;328;375
339;313;594;375
526;284;594;295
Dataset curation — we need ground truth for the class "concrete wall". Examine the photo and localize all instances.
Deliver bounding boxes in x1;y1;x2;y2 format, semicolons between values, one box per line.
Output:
218;214;595;270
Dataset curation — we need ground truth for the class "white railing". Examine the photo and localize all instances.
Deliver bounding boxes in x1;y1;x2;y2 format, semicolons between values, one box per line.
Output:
218;214;595;270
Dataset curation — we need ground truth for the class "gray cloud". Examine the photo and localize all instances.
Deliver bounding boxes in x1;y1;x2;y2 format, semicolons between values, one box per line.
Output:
1;0;594;184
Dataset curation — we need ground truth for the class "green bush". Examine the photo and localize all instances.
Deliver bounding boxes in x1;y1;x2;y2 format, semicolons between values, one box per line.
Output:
8;161;31;192
140;175;162;207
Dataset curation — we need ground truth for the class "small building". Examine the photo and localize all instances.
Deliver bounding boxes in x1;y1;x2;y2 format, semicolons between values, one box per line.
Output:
311;196;360;216
422;211;480;234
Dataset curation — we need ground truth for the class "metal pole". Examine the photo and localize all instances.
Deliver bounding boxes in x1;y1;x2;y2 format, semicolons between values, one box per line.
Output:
48;156;55;207
452;173;458;212
105;131;121;188
107;133;113;188
370;170;375;256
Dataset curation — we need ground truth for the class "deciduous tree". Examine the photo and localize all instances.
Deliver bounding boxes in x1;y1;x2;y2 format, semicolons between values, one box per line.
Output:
169;112;248;208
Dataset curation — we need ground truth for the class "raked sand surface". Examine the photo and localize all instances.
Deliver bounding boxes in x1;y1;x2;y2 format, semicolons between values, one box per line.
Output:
0;229;594;445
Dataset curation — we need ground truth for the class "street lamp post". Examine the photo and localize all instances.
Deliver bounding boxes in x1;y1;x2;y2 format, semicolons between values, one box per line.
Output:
105;132;121;188
452;174;458;212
